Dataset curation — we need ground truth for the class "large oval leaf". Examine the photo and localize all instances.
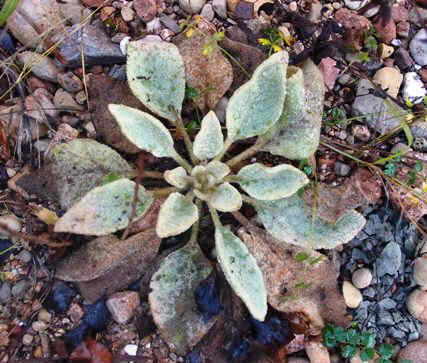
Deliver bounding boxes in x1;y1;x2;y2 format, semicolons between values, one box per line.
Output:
255;195;366;250
237;163;309;200
149;245;215;355
127;39;185;122
109;104;176;158
156;192;198;238
215;225;267;321
226;51;288;141
263;60;325;160
54;179;154;235
193;111;224;160
209;183;242;212
164;167;189;189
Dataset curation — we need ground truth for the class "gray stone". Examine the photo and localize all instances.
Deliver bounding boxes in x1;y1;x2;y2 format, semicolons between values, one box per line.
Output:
403;72;426;104
379;298;397;309
394;47;415;71
376;242;402;277
16;52;60;83
11;280;30;298
352;79;406;135
212;0;227;18
200;4;214;21
335;161;351;176
0;283;11;303
410;29;427;66
378;310;395;325
159;15;180;33
16;250;32;263
388;326;406;340
51;25;125;68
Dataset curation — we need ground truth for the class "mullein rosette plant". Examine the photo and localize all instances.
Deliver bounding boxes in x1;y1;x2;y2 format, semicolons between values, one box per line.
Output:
53;38;366;353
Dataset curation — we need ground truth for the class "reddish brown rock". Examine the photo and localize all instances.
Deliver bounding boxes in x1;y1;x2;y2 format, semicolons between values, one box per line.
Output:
335;9;371;50
134;0;163;21
318;57;340;90
391;3;409;22
81;0;110;7
106;291;140;324
398;340;427;362
374;17;396;44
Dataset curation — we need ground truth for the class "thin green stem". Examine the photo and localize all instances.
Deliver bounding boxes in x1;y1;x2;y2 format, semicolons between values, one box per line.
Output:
188;199;202;246
208;204;221;228
175;114;198;165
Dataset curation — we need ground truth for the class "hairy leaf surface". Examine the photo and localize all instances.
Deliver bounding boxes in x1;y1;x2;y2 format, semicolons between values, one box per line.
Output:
237;163;309;200
255;195;366;249
193;111;224;160
209;182;242;212
226;51;288;141
109;104;176;158
156;192;198;238
127;39;185;122
149;245;214;355
164;167;189;189
215;225;267;321
54;179;153;235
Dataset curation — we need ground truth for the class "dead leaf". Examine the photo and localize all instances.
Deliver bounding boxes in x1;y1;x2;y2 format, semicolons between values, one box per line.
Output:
16;138;133;210
70;338;113;363
238;224;350;334
127;198;164;235
219;36;266;92
175;33;233;111
88;74;143;154
56;230;161;303
304;168;382;223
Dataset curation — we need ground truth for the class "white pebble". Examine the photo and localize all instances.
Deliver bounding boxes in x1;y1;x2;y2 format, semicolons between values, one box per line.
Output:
352;268;373;289
403;72;427;104
343;281;363;308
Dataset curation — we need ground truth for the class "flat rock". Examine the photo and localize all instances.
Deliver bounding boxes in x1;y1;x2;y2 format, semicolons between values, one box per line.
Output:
398;340;427;362
352;79;406;135
7;0;64;48
372;67;403;98
51;25;125;68
17;52;60;83
106;291;140;324
376;242;401;277
410;28;427;66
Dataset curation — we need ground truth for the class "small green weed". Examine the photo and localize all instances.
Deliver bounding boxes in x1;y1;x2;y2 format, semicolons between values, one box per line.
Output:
323;324;397;362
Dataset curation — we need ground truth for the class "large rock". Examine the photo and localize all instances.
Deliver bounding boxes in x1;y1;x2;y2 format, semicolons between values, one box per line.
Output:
51;25;125;67
17;52;61;83
352;79;406;135
398;340;427;362
7;0;64;48
410;29;427;66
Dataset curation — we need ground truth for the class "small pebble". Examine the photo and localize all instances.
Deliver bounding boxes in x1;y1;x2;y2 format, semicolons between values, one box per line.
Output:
378;43;394;59
22;334;34;345
335;161;351;176
407;289;427;322
32;321;47;332
121;6;135;21
57;72;83;93
16;250;32;263
106;291;140;324
123;344;138;356
343;281;363;308
403;72;427;104
352;268;373;289
0;214;22;236
38;309;52;323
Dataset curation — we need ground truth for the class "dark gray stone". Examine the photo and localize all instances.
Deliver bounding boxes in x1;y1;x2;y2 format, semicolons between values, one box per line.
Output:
0;282;11;303
378;298;397;309
376;242;402;277
51;25;125;68
11;279;30;298
377;310;395;326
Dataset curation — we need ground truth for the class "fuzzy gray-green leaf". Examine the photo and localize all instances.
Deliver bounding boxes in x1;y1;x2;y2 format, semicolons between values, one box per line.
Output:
226;51;288;141
164;167;189;189
215;225;267;321
209;182;242;212
255;195;366;249
149;245;214;355
193;111;224;160
127;39;185;122
109;104;175;158
237;163;309;200
156;192;198;238
263;60;325;160
54;179;154;236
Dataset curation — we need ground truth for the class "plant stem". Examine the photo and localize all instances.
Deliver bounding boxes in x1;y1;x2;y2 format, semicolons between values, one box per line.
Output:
208;205;221;229
143;170;164;179
149;187;177;198
214;137;233;162
175;114;198;165
241;195;259;206
172;151;193;173
226;137;269;167
188;199;202;246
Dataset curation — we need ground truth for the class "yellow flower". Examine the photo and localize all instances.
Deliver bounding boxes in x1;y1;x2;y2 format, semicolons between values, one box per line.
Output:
258;38;271;46
272;44;282;52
